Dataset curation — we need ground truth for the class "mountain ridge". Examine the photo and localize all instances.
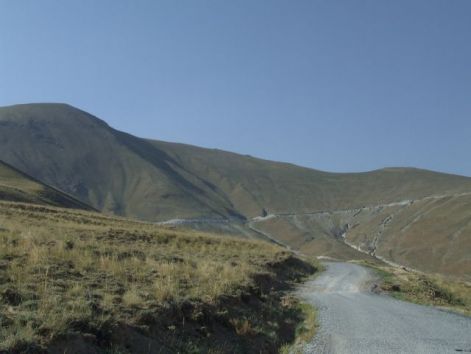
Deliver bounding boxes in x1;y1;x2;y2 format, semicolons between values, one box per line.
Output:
1;102;471;279
2;102;471;221
3;103;469;178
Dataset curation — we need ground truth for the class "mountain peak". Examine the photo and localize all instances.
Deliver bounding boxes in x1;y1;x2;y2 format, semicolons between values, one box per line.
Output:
0;102;110;129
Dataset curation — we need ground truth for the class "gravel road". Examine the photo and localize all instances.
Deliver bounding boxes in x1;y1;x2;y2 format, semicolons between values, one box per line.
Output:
298;262;471;354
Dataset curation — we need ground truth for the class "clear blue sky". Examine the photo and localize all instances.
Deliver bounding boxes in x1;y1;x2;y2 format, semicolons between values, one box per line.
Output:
1;1;470;176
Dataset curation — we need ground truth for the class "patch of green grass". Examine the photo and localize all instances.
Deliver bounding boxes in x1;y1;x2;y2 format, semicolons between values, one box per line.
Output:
279;300;318;354
294;303;318;343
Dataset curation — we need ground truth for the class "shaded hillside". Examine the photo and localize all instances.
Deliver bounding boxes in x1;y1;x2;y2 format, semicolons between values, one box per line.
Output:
1;103;471;222
0;160;93;210
0;104;240;221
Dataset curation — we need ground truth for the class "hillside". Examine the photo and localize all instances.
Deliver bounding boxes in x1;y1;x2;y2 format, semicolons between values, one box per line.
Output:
1;103;471;279
250;192;471;281
152;141;471;217
0;201;316;353
2;104;471;221
0;104;241;221
0;159;93;210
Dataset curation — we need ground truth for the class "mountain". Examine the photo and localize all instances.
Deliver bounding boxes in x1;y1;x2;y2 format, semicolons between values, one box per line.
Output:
250;192;471;280
1;103;470;279
0;103;241;221
2;103;470;220
151;141;471;216
0;159;93;210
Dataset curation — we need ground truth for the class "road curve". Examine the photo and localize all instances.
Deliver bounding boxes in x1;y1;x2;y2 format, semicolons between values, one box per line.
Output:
298;262;471;354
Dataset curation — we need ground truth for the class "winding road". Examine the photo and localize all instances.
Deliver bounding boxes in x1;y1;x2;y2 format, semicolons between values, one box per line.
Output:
298;262;471;354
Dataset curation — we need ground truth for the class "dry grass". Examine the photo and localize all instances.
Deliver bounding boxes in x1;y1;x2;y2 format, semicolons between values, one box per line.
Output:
356;260;471;316
0;201;300;352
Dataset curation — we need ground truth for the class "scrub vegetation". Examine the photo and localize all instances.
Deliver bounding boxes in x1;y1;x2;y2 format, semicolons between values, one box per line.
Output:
0;201;318;353
359;260;471;316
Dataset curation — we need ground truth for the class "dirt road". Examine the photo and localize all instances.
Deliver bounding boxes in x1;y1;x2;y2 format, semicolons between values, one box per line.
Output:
299;262;471;353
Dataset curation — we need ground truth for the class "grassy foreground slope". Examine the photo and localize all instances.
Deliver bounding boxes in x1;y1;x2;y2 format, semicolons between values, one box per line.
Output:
0;160;93;211
0;201;317;353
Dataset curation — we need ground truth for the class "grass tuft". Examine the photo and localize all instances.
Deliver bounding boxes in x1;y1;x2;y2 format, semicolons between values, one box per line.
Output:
356;260;471;316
